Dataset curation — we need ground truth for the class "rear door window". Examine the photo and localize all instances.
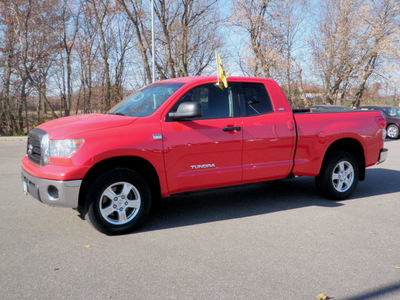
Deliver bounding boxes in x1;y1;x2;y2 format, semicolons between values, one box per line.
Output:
241;83;273;116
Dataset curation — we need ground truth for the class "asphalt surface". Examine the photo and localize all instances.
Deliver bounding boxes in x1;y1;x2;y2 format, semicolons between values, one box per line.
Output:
1;137;400;300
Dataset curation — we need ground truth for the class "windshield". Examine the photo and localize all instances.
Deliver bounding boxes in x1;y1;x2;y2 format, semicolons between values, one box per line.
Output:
108;82;184;117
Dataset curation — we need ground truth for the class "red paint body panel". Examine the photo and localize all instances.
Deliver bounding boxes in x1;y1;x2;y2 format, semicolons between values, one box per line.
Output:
21;76;386;199
241;111;296;183
292;111;384;176
39;114;137;139
162;117;243;194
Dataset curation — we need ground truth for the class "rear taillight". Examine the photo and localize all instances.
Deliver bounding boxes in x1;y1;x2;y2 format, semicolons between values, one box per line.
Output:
375;114;387;140
376;115;386;129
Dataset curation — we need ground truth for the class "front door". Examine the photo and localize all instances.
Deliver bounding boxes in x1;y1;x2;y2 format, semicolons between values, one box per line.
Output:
162;82;243;195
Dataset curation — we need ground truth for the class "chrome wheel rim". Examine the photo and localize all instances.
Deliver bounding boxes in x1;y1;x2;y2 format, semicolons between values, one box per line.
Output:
332;161;354;193
99;182;141;225
387;125;399;139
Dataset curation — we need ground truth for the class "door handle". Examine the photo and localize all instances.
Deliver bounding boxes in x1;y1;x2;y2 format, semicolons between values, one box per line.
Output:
223;126;241;132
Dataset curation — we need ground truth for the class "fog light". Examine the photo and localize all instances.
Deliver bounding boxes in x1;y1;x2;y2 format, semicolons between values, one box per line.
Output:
48;185;59;200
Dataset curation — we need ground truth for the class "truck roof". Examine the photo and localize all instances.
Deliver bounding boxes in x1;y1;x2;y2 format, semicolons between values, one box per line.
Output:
157;76;275;85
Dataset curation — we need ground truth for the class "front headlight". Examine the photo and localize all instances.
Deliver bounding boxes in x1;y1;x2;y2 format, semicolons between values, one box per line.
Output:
39;135;84;166
40;134;50;166
49;139;85;158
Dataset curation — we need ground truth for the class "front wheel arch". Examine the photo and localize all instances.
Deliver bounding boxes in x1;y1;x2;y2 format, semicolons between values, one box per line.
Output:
78;156;161;214
85;168;152;234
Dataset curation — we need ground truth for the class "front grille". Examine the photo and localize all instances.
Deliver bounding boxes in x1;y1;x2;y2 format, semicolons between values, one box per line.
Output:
27;128;47;165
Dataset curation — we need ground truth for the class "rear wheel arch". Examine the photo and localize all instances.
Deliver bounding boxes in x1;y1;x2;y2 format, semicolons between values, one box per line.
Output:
78;156;161;213
320;139;365;181
316;151;359;200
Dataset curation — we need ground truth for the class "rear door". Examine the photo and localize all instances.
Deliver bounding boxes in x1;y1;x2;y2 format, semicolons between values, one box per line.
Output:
162;83;243;194
240;82;296;183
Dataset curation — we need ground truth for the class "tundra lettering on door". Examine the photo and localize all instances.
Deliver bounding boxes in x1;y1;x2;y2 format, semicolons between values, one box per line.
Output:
190;164;216;170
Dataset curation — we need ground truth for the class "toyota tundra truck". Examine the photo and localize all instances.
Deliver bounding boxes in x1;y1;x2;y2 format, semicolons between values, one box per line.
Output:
21;77;388;234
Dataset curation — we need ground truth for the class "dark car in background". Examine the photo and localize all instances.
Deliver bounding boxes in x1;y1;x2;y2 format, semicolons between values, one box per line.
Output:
357;105;400;139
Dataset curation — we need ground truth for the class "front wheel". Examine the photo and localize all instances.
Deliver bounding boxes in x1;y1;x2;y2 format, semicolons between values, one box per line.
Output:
85;168;151;235
315;151;359;200
387;124;399;139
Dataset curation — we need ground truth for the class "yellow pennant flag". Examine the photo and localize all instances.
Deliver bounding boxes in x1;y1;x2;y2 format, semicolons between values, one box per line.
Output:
216;52;228;89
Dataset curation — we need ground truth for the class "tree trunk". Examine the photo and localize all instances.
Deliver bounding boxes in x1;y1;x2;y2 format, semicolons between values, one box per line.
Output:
352;55;377;108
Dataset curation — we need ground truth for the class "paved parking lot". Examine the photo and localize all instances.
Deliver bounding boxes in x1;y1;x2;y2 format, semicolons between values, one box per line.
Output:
1;137;400;299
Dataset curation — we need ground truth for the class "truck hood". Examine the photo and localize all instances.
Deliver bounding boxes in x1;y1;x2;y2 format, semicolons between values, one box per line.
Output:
38;114;137;139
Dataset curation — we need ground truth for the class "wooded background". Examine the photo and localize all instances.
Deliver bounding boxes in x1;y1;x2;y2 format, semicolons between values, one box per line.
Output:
1;0;399;135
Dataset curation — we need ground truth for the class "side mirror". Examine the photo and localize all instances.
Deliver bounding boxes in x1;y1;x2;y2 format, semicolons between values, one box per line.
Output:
169;102;202;121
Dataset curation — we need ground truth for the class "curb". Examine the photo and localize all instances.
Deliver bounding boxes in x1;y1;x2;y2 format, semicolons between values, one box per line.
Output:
0;136;27;142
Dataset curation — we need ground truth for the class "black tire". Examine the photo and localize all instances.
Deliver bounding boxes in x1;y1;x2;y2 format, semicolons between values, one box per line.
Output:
386;124;399;139
315;151;359;200
85;168;151;235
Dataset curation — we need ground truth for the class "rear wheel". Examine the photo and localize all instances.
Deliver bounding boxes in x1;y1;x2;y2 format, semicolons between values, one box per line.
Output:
387;124;399;139
86;168;151;235
316;151;359;200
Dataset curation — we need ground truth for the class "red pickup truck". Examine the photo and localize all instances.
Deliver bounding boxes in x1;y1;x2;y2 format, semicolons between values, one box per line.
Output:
21;77;387;234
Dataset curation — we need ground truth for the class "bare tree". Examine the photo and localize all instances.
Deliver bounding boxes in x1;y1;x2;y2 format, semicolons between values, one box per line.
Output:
117;0;153;84
310;0;400;106
311;0;373;105
10;0;60;133
274;0;309;103
58;0;81;116
87;0;135;110
154;0;223;79
0;0;399;137
175;0;222;77
87;0;114;110
231;0;309;107
0;1;19;134
109;9;135;101
119;0;223;82
76;2;99;113
231;0;280;78
352;0;400;107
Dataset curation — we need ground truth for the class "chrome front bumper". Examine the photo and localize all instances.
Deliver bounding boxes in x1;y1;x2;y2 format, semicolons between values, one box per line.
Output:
21;168;81;208
377;148;388;165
